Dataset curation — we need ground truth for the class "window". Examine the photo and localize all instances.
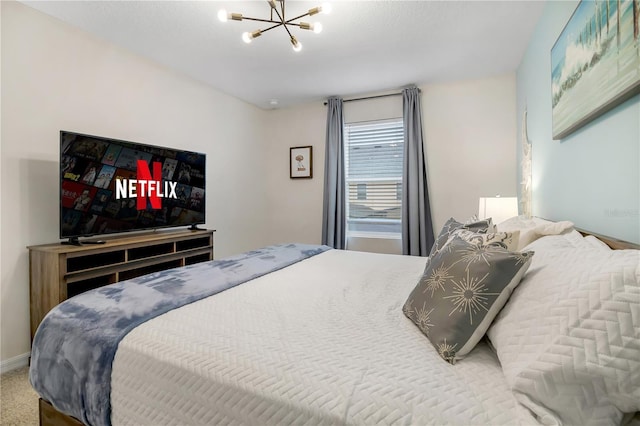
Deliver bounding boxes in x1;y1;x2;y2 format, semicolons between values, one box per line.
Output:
345;119;404;236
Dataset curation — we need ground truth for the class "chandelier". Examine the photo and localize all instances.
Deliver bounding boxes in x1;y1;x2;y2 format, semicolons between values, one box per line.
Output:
217;0;332;52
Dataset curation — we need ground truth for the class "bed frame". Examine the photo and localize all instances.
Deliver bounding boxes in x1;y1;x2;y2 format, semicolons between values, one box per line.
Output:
575;228;640;250
39;399;83;426
36;228;639;426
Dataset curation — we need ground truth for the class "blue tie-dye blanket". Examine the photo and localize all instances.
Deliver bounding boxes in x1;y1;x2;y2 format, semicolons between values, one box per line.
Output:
29;243;330;426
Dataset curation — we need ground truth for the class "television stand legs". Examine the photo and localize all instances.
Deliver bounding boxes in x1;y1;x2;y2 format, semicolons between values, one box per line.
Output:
61;237;82;246
61;237;105;246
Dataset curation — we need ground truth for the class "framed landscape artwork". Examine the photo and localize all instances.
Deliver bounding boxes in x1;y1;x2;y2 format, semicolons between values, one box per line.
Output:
551;0;640;140
290;146;312;179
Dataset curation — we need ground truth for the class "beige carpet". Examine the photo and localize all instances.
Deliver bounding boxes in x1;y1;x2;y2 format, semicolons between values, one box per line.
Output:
0;366;39;425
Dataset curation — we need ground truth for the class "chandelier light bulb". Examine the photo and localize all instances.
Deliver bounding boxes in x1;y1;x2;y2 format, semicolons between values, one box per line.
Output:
243;30;262;44
291;36;302;52
217;9;228;22
321;3;332;14
300;22;322;34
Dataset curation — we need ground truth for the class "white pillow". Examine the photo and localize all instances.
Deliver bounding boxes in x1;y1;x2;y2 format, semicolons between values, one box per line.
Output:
487;237;640;425
496;216;574;250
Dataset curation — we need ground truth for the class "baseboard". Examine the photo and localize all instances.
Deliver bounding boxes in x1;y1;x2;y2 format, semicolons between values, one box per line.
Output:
0;352;30;374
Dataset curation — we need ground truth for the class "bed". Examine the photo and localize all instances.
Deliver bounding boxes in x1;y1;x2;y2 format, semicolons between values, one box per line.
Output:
29;217;640;426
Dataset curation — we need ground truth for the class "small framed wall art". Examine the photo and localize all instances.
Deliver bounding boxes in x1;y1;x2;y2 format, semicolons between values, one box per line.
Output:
290;146;313;179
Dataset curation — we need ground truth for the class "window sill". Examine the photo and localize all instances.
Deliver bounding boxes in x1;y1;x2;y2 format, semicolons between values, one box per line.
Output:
347;232;401;240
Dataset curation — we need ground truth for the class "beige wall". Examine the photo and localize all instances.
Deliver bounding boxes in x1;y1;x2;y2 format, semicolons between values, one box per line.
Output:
263;102;326;246
0;2;519;367
1;2;271;365
422;75;517;232
265;75;517;253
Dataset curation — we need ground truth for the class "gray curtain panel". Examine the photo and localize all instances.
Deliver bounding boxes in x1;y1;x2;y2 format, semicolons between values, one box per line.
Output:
402;86;435;256
322;97;346;249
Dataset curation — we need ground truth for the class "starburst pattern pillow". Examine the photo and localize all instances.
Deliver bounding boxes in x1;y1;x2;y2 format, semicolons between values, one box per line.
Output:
450;229;520;252
429;217;495;258
403;235;534;364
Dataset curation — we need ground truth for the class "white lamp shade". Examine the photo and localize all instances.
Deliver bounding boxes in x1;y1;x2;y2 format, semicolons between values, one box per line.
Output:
478;197;518;225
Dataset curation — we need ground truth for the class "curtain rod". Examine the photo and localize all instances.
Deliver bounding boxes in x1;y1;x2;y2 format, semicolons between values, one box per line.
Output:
323;92;403;106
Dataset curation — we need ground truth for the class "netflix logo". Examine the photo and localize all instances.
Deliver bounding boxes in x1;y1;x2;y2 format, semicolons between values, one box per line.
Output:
114;160;178;210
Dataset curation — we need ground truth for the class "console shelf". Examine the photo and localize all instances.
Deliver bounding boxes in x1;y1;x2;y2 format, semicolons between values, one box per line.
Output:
28;229;214;340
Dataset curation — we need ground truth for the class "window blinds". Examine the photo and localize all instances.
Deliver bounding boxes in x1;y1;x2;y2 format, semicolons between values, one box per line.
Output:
345;119;404;233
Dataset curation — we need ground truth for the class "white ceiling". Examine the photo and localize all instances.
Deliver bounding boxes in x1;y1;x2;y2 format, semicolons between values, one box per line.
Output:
21;1;546;109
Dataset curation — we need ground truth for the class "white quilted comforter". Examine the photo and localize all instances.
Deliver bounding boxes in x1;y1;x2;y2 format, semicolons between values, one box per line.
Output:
111;249;537;425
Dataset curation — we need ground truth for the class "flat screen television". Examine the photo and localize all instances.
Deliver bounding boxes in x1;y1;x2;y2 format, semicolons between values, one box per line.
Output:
60;131;206;244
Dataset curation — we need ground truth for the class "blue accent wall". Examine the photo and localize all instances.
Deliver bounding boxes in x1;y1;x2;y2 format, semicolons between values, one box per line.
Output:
517;0;640;244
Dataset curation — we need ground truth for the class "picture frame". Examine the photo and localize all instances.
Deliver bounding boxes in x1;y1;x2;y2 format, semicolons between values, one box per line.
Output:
290;146;313;179
551;0;640;140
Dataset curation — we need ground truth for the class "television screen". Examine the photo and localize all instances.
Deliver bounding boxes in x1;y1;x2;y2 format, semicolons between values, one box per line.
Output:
60;131;206;240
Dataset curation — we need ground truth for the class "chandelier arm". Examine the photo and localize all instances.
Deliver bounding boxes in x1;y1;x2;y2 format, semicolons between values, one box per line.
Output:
281;22;295;40
268;0;285;24
271;1;295;41
285;12;311;24
259;23;284;34
240;17;281;25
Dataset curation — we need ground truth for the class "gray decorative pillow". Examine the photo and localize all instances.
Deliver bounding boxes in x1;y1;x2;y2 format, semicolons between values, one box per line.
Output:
450;229;520;252
429;217;494;258
404;235;534;364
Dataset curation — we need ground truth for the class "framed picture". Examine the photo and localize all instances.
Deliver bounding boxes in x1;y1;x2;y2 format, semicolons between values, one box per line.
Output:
290;146;312;179
551;0;640;140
